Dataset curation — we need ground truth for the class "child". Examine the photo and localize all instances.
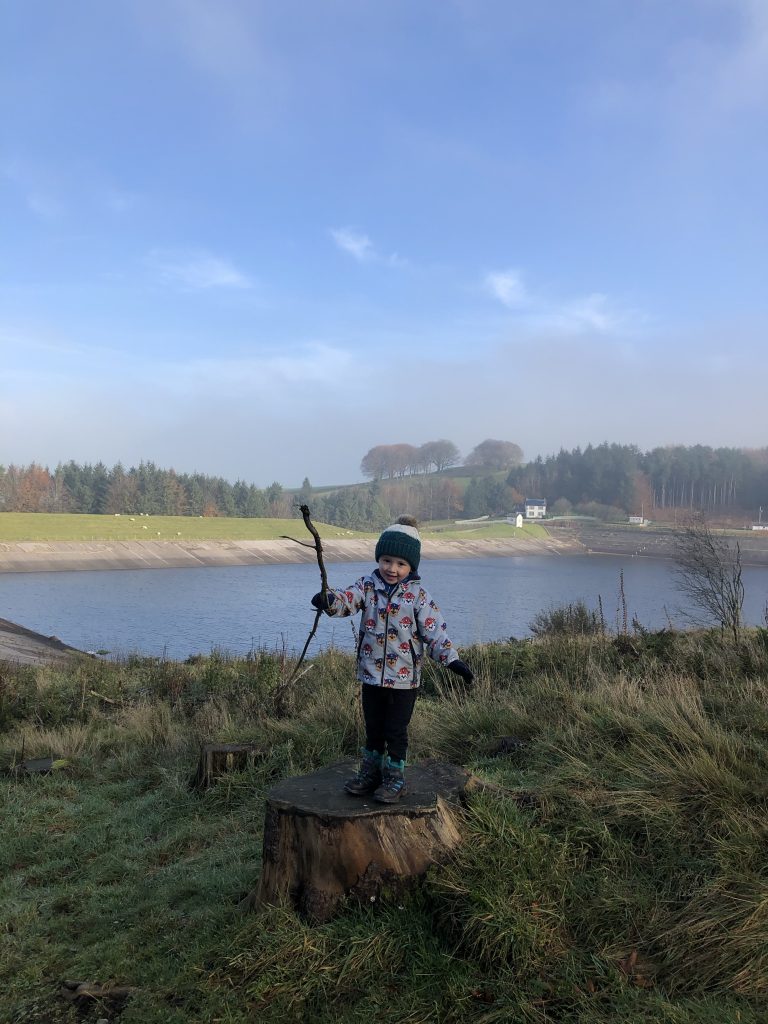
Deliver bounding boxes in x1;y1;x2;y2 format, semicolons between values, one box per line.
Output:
311;516;473;803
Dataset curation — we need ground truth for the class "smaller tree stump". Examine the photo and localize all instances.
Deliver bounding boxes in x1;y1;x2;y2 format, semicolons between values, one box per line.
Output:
250;759;474;922
190;742;259;791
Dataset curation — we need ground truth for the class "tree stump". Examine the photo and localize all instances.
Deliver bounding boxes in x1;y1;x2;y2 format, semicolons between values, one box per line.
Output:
250;759;474;922
190;742;260;791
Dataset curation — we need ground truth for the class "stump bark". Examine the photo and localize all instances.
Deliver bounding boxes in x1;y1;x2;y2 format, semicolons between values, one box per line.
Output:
250;759;474;922
190;742;260;791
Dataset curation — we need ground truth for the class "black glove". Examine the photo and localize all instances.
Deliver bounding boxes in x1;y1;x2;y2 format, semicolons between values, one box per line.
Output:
447;659;474;684
311;590;335;611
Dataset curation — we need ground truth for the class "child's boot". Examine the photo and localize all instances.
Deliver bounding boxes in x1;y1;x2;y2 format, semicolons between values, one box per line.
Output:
344;748;383;795
373;756;407;803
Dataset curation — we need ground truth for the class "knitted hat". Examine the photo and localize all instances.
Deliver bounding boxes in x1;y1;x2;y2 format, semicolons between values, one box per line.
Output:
375;515;421;572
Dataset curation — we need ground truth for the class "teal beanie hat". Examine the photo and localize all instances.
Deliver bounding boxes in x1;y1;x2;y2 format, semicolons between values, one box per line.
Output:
375;516;421;572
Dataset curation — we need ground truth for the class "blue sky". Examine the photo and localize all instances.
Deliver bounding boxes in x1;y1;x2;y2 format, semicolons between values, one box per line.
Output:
2;0;766;487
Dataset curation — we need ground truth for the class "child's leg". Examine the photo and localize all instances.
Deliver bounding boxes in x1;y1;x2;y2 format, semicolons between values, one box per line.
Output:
344;684;386;796
361;683;388;755
383;688;418;763
373;689;419;804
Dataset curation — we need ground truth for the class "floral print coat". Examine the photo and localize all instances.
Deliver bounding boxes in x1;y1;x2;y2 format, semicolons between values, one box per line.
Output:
324;569;459;689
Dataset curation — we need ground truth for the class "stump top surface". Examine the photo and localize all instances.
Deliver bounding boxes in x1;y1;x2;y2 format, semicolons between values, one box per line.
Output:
266;760;472;818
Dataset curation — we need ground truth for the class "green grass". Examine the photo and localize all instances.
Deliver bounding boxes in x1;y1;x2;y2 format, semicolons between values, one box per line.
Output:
2;631;768;1022
0;512;548;544
0;512;373;543
423;521;549;540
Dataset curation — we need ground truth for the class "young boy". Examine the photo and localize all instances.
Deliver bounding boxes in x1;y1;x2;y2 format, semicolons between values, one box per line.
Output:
311;516;473;803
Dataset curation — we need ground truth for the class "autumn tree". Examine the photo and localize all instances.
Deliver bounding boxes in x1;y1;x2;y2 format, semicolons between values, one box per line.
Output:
418;440;461;473
360;446;391;481
465;439;523;471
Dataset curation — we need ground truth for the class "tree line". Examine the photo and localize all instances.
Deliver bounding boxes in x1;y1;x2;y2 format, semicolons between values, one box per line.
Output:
506;443;768;519
1;442;765;528
360;438;523;479
0;461;291;519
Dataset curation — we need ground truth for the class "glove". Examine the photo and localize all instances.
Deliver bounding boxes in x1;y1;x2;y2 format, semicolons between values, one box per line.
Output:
311;590;335;611
447;659;474;684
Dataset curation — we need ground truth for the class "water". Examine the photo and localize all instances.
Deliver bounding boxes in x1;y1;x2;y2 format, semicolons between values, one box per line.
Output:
0;555;766;660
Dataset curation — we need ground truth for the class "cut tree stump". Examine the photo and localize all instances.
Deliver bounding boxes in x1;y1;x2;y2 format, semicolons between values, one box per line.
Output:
190;742;260;791
247;759;475;922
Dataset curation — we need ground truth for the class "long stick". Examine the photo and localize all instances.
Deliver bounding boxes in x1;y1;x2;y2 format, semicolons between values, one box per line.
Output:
274;505;329;709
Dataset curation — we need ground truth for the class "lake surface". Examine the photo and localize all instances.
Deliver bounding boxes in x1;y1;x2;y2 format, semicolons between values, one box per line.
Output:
1;555;766;660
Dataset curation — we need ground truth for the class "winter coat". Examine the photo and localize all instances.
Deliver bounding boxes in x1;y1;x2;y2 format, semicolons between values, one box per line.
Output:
325;569;459;689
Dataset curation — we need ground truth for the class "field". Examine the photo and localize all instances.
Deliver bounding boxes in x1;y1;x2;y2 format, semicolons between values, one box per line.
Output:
0;512;547;544
2;625;768;1022
0;513;372;544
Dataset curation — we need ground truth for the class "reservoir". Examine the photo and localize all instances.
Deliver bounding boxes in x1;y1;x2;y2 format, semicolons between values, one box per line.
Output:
0;555;766;661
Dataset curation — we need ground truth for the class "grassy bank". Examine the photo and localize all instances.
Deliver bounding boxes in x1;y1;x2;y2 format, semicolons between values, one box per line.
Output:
0;512;549;544
2;629;767;1022
0;512;372;543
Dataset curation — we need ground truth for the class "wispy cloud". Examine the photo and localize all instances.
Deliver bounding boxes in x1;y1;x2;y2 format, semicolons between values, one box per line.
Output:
545;293;623;333
484;267;636;335
330;227;374;262
168;342;355;397
484;268;529;308
329;226;409;268
147;248;253;290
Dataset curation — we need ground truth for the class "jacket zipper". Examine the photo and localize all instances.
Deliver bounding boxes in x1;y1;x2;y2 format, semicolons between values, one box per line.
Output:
380;581;403;684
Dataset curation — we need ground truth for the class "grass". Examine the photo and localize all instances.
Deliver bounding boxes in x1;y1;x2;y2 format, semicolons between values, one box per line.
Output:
2;630;768;1021
0;512;372;543
422;521;549;540
0;512;548;544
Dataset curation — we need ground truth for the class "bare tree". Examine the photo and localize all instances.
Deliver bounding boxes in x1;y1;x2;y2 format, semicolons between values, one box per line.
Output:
672;515;745;642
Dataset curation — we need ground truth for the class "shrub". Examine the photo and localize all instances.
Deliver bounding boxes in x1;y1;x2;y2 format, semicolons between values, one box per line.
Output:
530;601;604;638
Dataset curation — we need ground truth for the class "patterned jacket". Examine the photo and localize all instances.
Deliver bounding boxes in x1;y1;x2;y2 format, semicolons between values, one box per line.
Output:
324;569;459;689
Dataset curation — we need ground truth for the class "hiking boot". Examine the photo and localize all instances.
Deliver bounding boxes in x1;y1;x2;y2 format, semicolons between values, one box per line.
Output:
373;757;407;803
344;748;383;796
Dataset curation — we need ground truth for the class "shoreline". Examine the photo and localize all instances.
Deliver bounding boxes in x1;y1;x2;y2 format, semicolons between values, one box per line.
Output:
0;535;581;574
0;616;83;665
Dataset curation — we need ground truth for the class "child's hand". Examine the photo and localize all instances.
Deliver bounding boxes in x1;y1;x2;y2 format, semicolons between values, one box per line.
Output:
311;591;335;611
447;659;473;684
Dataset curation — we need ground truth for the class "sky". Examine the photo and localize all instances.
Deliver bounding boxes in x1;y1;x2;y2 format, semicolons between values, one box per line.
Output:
2;0;767;487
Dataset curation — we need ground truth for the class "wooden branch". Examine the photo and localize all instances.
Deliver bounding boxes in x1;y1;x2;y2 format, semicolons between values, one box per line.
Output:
274;505;329;714
298;503;329;593
279;535;316;549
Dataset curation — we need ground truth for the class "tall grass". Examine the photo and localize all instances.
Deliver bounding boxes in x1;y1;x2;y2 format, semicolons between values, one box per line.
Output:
1;628;767;1021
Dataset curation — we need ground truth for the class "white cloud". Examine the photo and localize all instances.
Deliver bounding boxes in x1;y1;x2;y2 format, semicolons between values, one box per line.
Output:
147;248;252;290
545;292;624;333
484;268;528;308
330;227;375;262
329;226;410;269
166;342;355;397
483;267;634;334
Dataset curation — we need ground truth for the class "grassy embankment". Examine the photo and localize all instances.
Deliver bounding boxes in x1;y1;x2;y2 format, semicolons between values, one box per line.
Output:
2;625;768;1023
0;512;547;544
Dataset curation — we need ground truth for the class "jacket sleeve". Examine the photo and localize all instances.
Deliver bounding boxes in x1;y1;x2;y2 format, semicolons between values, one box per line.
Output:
325;577;367;618
415;586;459;666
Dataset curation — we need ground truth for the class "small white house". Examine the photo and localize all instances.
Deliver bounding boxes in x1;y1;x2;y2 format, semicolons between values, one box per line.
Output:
628;516;648;526
524;498;547;519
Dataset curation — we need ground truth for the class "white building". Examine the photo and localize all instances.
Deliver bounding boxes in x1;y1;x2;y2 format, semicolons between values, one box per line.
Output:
524;498;547;519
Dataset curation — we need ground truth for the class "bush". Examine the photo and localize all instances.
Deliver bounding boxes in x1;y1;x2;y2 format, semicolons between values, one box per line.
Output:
530;601;604;637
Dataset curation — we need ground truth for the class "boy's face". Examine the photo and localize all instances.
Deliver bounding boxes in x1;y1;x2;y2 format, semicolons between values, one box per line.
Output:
377;555;412;585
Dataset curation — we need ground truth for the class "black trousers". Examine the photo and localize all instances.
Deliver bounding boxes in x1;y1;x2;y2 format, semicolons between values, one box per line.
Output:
362;684;418;763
